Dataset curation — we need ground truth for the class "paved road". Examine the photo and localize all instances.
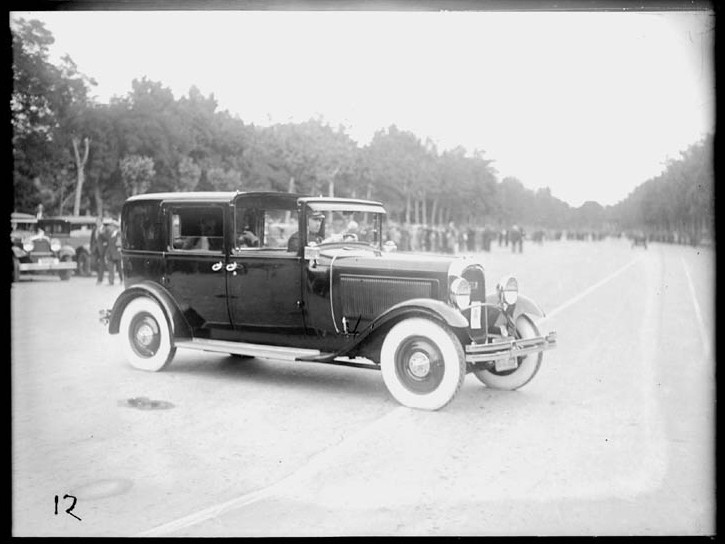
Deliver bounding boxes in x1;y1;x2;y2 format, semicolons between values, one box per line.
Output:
11;238;714;536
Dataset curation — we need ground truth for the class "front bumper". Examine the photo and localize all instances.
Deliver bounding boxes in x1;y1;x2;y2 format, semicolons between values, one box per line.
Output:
19;261;76;272
465;331;557;363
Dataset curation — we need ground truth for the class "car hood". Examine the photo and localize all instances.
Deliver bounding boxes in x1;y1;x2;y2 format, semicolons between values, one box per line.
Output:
318;246;455;277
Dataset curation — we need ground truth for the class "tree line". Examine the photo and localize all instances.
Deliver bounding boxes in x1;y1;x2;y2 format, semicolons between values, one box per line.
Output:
11;17;714;240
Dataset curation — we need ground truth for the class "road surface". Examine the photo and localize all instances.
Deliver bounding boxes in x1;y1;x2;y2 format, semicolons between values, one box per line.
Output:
11;238;715;536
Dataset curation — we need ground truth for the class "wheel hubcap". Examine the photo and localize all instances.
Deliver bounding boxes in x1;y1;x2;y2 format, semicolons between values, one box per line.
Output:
394;336;444;394
129;312;161;358
408;351;431;378
136;323;155;347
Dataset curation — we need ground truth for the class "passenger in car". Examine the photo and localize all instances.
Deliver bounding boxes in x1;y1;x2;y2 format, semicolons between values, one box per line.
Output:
287;211;324;252
237;224;260;248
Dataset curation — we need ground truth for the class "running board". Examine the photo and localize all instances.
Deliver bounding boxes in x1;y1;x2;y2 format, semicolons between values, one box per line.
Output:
174;338;328;361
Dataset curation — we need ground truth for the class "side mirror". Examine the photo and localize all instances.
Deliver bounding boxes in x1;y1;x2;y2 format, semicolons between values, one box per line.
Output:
383;240;397;253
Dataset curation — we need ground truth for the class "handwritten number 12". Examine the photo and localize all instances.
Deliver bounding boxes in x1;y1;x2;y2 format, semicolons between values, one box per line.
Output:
54;494;81;521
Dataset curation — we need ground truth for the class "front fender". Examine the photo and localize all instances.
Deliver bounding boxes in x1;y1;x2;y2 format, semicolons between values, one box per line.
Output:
107;281;192;339
59;245;75;259
485;292;546;321
333;298;468;360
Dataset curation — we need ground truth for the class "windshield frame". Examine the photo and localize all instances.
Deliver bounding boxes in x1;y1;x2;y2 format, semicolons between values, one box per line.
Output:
303;203;385;251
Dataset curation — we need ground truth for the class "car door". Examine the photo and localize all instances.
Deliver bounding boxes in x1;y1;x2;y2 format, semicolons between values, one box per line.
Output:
226;197;306;344
164;203;231;335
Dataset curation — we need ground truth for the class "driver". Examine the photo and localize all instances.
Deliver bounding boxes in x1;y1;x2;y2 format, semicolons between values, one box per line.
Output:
287;211;324;252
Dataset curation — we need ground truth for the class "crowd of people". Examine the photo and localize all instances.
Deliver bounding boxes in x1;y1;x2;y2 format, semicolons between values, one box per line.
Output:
384;222;532;254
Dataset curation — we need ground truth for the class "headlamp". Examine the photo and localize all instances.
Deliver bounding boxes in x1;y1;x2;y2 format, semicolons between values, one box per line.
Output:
50;238;61;252
497;275;518;306
450;277;471;309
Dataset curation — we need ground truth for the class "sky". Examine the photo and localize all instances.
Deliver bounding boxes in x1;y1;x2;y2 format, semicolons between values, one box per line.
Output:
11;8;715;208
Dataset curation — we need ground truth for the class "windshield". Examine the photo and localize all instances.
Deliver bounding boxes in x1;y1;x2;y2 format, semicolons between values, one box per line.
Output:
310;208;383;250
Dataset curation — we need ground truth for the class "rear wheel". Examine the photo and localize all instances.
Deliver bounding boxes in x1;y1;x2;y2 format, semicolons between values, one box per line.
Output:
473;314;542;390
380;317;466;410
119;297;176;372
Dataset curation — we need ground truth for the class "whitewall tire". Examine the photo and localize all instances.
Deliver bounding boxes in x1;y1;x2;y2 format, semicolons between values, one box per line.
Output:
380;317;466;410
119;297;176;372
473;314;542;390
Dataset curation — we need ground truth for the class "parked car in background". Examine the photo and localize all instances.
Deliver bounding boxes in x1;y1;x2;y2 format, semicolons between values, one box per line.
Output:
37;215;101;276
100;191;556;410
11;213;76;282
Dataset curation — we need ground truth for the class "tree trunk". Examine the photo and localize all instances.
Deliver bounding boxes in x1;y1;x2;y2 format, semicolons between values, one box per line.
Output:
94;182;104;218
72;137;91;216
405;188;411;224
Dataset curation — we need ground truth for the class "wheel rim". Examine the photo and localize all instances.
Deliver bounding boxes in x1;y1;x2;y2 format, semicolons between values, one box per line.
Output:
394;336;445;394
128;312;161;358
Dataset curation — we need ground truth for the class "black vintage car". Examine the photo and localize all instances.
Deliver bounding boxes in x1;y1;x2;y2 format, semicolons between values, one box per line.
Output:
100;191;556;410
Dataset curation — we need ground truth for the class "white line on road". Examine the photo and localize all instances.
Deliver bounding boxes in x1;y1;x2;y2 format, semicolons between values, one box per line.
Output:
680;256;711;359
539;256;642;324
135;406;409;537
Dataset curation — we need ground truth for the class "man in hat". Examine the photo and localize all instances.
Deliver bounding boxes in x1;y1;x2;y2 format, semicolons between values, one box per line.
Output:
106;220;123;285
287;210;324;252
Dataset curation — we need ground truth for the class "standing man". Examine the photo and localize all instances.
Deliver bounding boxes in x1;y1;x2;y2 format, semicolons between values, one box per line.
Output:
93;219;110;285
106;221;123;285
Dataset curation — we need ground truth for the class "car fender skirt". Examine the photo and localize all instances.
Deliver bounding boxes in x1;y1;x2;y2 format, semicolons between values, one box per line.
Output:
107;282;191;338
484;292;545;320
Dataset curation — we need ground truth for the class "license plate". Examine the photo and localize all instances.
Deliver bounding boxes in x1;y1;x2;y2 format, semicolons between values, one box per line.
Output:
495;356;518;372
39;257;59;265
470;303;481;329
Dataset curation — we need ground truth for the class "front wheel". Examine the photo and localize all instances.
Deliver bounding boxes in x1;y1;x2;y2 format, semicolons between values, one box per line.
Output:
380;317;466;410
59;255;73;281
77;251;92;276
119;297;176;371
473;314;542;390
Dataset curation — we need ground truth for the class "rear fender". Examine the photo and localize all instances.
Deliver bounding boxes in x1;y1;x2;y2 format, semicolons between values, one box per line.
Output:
107;282;192;339
336;298;468;360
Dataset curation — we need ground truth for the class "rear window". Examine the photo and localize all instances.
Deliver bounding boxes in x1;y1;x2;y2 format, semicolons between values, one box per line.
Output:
123;202;163;251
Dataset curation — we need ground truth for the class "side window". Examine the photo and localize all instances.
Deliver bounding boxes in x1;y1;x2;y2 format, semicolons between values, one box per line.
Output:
124;203;162;251
234;205;297;251
170;206;224;253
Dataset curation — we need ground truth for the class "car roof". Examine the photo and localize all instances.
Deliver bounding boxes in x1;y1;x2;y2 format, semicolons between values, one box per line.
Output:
126;191;383;208
126;191;238;203
11;212;37;222
38;215;98;224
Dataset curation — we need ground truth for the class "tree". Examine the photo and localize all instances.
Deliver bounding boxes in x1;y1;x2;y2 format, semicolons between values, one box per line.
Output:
11;17;96;214
120;155;155;196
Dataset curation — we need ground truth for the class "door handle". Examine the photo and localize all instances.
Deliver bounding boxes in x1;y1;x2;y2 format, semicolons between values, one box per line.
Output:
211;261;223;272
225;262;238;272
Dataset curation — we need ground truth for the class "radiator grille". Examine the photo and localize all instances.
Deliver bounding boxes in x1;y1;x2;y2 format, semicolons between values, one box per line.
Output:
341;276;435;318
31;239;52;253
